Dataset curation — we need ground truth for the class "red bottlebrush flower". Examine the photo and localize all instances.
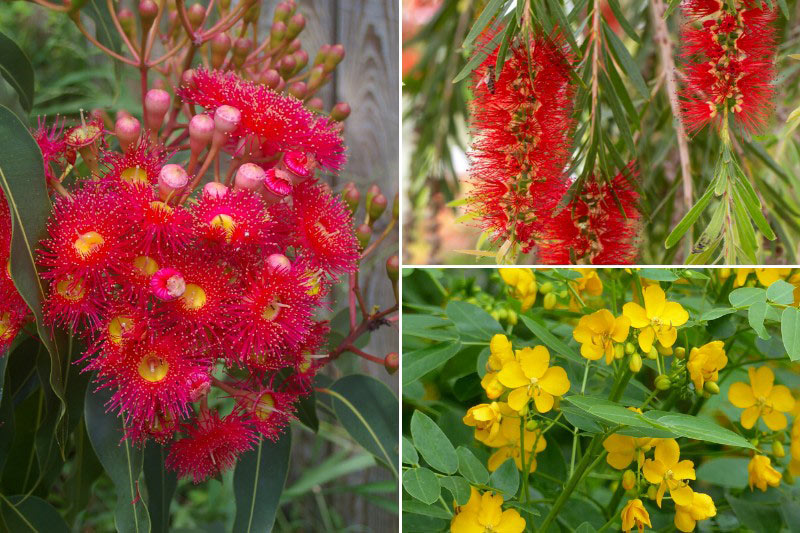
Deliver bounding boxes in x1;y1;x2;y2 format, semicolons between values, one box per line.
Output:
227;258;316;370
538;165;641;265
166;410;257;483
235;388;296;441
31;117;67;185
192;188;276;259
39;184;136;293
43;274;106;330
118;186;193;254
466;32;576;252
102;137;172;186
290;180;359;276
154;251;236;342
86;334;209;424
680;0;776;134
176;68;346;171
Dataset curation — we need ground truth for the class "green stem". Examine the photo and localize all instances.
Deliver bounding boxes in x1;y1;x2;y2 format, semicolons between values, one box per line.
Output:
538;434;605;533
604;481;625;519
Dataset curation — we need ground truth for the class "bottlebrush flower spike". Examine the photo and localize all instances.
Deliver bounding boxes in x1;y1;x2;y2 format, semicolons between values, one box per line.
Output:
466;32;576;253
166;411;257;483
538;165;641;265
176;68;346;171
290;180;360;276
680;0;777;134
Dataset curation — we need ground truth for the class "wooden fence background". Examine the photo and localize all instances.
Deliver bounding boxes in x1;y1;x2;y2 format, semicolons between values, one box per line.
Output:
268;1;399;530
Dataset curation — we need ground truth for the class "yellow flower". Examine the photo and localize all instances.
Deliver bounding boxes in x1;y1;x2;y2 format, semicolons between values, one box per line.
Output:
642;438;696;507
463;402;516;445
674;492;716;532
571;269;603;296
603;433;657;470
482;334;516;399
623;285;689;353
748;454;782;492
451;487;526;533
728;366;796;431
734;268;753;287
620;499;652;533
791;415;800;475
754;268;791;287
497;346;570;413
686;341;727;392
484;418;547;473
499;268;537;311
573;309;631;364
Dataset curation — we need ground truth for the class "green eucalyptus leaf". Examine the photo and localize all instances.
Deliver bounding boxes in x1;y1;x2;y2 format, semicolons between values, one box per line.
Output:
0;495;69;533
143;442;177;533
0;32;34;114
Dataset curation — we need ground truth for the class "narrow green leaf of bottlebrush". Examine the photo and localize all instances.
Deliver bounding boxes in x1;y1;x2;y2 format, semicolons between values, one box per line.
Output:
84;0;123;53
781;307;800;361
281;451;375;502
402;467;441;505
488;458;519;501
602;22;648;100
0;105;72;449
665;184;715;248
0;76;26;121
463;0;508;49
232;430;291;533
328;374;399;476
143;442;177;533
494;16;517;79
0;355;7;406
605;0;641;43
411;410;458;475
439;475;471;505
64;419;104;525
732;192;758;263
0;32;34;114
732;173;776;240
664;0;682;16
453;25;506;84
545;0;579;52
605;56;638;123
599;72;634;154
84;385;151;533
0;495;70;533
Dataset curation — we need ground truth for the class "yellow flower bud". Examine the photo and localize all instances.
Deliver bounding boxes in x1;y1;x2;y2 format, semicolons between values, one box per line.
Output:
624;342;636;355
622;469;636;490
543;293;557;309
508;310;518;326
773;441;786;458
629;353;643;373
539;281;553;294
646;485;658;500
703;381;720;395
646;346;658;360
655;375;671;391
614;344;625;360
674;346;686;359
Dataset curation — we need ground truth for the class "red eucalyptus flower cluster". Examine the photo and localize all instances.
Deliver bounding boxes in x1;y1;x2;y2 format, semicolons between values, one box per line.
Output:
0;191;31;354
680;0;777;134
31;67;360;483
467;32;641;264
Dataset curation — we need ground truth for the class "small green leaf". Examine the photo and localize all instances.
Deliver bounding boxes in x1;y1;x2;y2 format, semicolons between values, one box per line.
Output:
411;411;458;475
456;446;489;485
403;342;463;386
639;269;678;281
729;287;767;308
504;501;542;518
439;475;471;505
748;301;770;340
402;467;441;505
520;315;582;364
84;386;151;533
766;279;795;305
696;457;749;489
403;437;419;465
403;499;452;519
446;300;503;342
781;307;800;361
232;431;291;533
488;459;519;500
644;411;756;449
700;308;735;321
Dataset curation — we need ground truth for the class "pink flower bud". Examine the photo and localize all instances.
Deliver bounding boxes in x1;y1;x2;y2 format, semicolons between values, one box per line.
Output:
262;168;292;204
287;38;301;53
158;163;189;201
189;114;214;155
270;21;287;47
138;0;158;28
282;151;315;184
314;44;331;66
151;267;186;300
331;102;351;121
115;115;141;153
278;55;297;78
287;13;305;38
210;33;231;68
144;89;170;130
266;253;291;273
325;44;345;71
187;370;211;401
293;50;309;71
307;97;323;112
273;1;292;23
181;68;196;87
203;181;228;199
260;69;281;89
214;105;241;134
288;81;306;100
234;163;266;191
186;3;205;28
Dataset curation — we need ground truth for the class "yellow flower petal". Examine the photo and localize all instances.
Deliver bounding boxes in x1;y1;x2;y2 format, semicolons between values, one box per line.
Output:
518;346;550;380
728;381;756;408
642;459;665;484
532;389;554;413
661;302;689;326
495;509;526;533
655;325;678;348
670;484;694;507
741;405;761;429
607;451;635;470
769;385;796;413
623;302;649;328
643;285;667;319
749;366;774;398
488;448;513;472
672;460;696;481
612;315;631;342
498;362;529;389
654;439;680;468
538;366;570;396
638;327;655;353
762;410;788;431
507;387;530;412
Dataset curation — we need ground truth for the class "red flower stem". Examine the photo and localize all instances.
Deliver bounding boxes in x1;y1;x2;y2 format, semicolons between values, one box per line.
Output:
31;0;68;12
354;271;368;319
106;0;141;61
211;377;241;396
330;303;399;360
348;273;358;331
181;142;221;202
149;36;190;67
70;15;137;66
345;345;384;365
361;217;396;260
160;44;199;143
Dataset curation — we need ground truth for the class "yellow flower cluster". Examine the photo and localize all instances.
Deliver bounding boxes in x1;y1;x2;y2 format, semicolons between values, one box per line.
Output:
573;309;630;364
728;366;796;431
450;487;525;533
623;285;689;353
686;341;727;393
791;409;800;476
499;269;537;311
608;436;716;532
